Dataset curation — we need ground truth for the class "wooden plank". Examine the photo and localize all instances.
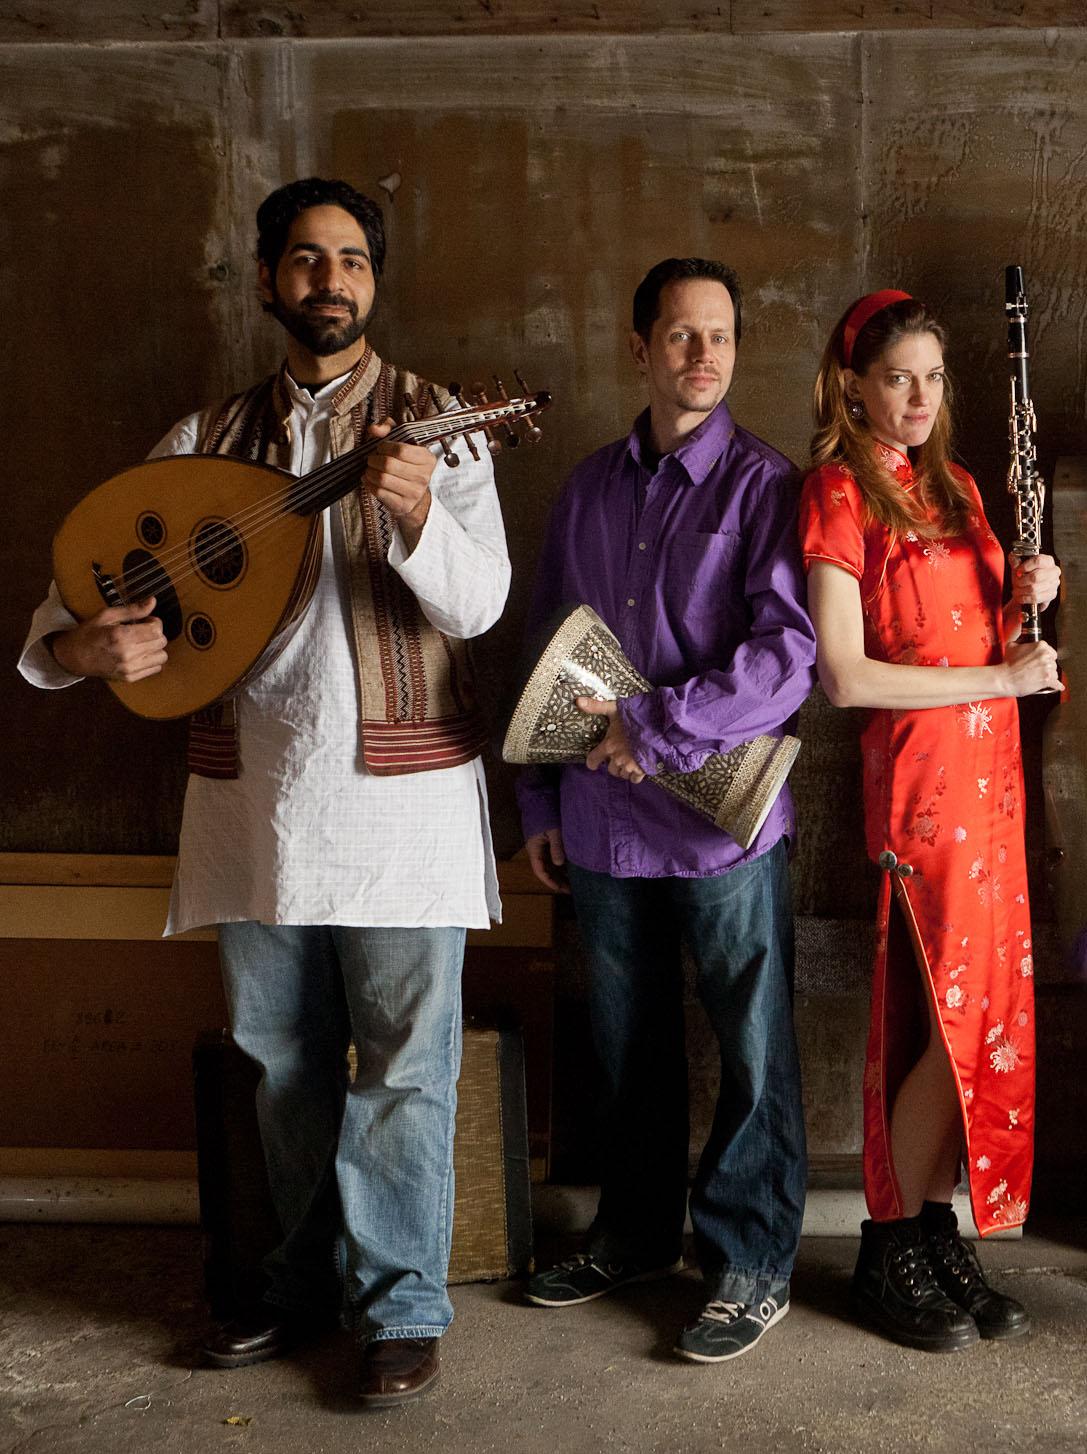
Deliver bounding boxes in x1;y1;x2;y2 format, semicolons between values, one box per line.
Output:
0;1;218;43
0;850;552;892
0;854;176;888
221;1;735;39
734;0;1086;27
0;886;212;940
0;884;549;945
0;1148;197;1179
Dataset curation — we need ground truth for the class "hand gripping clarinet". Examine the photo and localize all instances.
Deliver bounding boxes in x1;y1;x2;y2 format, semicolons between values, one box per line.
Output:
1005;263;1048;645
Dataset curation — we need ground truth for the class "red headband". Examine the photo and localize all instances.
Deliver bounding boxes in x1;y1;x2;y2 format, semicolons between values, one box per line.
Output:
842;290;913;368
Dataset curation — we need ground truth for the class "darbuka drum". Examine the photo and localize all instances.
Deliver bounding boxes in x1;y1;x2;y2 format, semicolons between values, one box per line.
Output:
503;605;801;851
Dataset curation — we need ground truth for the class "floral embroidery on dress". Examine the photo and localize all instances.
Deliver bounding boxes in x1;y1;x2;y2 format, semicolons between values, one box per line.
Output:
954;826;967;842
1020;955;1033;978
946;984;966;1010
977;778;989;798
950;607;963;630
989;1035;1021;1075
976;1154;991;1171
960;702;994;739
969;856;1002;906
991;1193;1029;1227
1009;1107;1020;1127
924;540;951;570
830;489;846;506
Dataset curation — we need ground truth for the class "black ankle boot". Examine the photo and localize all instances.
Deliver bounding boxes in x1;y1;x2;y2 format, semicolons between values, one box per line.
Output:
921;1201;1030;1340
852;1217;980;1352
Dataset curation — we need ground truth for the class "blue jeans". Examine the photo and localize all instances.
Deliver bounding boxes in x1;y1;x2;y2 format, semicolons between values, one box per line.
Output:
567;839;806;1303
217;922;466;1344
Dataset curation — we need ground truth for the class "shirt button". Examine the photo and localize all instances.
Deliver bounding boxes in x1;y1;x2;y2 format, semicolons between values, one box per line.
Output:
627;597;636;607
638;541;647;551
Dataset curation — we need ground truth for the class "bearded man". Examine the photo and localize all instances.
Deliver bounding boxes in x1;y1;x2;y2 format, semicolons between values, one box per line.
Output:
19;178;511;1405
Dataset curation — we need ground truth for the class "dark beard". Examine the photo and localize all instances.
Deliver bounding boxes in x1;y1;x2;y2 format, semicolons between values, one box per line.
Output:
270;288;370;356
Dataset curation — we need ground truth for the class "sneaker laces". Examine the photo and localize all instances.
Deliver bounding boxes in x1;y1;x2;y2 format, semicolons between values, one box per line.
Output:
555;1253;597;1272
699;1299;746;1325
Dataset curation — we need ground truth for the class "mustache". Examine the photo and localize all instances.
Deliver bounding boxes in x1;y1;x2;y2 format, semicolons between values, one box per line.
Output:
304;290;357;315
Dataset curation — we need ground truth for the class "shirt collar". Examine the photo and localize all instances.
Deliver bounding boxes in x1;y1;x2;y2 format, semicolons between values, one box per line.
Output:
275;345;382;422
626;398;735;485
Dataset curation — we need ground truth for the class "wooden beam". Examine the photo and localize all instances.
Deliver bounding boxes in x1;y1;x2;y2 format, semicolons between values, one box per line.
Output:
0;2;218;44
0;850;552;893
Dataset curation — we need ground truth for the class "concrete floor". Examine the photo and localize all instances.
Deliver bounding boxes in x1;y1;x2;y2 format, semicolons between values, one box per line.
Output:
2;1223;1087;1454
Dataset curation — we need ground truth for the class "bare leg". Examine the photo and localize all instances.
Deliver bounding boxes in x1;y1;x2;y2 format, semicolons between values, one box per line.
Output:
888;976;962;1216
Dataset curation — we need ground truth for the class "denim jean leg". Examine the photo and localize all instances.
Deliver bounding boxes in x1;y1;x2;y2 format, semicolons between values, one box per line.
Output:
217;922;350;1315
332;925;466;1344
567;865;688;1267
676;841;807;1303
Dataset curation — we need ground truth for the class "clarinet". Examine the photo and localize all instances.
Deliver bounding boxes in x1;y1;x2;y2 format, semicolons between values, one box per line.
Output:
1005;263;1046;644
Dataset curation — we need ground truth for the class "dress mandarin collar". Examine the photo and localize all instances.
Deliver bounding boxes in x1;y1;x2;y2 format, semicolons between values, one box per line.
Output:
873;439;916;490
627;398;735;485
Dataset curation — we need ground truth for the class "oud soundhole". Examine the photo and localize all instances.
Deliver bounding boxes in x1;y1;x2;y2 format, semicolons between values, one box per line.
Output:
191;518;246;588
137;512;166;547
186;614;215;651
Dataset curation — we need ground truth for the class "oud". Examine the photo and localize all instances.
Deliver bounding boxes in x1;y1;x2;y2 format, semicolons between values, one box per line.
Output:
53;379;550;721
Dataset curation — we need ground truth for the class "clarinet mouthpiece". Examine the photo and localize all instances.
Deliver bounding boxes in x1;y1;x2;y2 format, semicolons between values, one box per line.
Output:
1005;264;1025;308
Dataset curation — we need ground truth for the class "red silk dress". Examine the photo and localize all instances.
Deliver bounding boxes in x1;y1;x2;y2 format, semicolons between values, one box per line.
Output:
800;445;1035;1237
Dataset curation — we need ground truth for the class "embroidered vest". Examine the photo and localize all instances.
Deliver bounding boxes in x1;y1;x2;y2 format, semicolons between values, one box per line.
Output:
187;348;487;779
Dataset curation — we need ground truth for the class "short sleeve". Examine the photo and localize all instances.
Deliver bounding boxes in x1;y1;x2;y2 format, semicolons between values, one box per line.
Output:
799;465;865;582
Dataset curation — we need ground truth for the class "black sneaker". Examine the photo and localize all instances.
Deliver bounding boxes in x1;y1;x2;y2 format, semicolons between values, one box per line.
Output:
673;1291;789;1362
524;1252;683;1307
921;1201;1031;1341
852;1217;979;1353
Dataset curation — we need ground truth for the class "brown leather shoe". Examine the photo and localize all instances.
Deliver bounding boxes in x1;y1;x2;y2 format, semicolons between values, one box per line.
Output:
202;1305;333;1369
358;1336;440;1406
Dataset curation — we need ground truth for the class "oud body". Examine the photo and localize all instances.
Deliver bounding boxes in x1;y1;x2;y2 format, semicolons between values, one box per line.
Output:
53;454;325;720
51;387;551;721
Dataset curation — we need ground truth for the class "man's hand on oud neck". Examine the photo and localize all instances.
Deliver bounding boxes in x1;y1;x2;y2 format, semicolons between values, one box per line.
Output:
364;417;438;554
49;597;168;681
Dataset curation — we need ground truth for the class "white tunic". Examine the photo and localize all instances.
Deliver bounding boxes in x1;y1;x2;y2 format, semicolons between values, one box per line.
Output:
20;371;510;934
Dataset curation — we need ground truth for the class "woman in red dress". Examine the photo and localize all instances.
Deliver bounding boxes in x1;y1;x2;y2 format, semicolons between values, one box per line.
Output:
800;291;1061;1352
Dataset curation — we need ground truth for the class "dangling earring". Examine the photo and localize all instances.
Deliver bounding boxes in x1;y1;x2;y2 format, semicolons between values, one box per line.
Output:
848;398;864;421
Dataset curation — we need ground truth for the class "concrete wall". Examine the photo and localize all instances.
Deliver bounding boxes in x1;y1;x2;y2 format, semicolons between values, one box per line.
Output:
4;7;1086;1188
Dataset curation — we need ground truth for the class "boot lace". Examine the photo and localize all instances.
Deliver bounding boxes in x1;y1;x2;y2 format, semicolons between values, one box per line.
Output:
931;1231;986;1291
889;1242;942;1303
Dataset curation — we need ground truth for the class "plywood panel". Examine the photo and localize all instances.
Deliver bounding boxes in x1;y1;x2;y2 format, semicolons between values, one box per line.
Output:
0;45;272;855
0;938;225;1149
733;0;1085;30
0;2;217;43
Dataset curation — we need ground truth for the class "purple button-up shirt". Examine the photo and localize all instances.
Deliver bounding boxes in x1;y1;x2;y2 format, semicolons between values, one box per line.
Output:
516;399;816;878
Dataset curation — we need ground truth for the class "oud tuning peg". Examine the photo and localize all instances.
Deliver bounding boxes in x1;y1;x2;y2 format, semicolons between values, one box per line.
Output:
489;374;521;448
512;371;543;442
426;386;460;467
460;432;481;463
469;381;502;454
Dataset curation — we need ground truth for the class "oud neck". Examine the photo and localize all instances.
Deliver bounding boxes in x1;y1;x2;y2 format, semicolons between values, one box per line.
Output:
288;433;386;516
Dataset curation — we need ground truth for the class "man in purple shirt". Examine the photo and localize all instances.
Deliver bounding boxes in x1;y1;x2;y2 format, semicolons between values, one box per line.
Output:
518;257;816;1363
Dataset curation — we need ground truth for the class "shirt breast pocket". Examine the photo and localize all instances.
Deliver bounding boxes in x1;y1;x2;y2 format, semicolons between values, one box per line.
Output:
664;530;745;627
